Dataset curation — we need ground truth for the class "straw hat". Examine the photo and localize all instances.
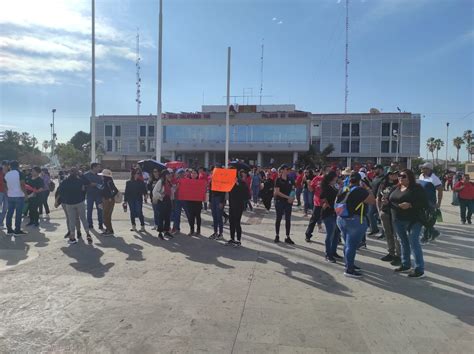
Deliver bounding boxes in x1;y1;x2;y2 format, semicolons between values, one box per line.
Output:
341;167;352;176
98;169;113;178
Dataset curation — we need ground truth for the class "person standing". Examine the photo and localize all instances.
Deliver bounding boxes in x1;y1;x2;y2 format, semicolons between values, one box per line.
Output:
274;164;296;244
38;168;51;217
419;162;443;241
124;169;147;232
153;170;174;239
25;167;44;227
377;168;402;265
336;172;375;278
0;161;9;228
295;169;304;207
57;168;92;245
186;170;203;236
83;163;104;231
4;160;27;236
148;168;161;230
389;169;428;278
209;178;225;240
367;164;385;236
226;170;250;247
302;169;315;216
260;172;274;211
171;168;189;234
453;174;474;225
319;171;340;262
98;169;118;236
250;167;262;207
304;170;324;241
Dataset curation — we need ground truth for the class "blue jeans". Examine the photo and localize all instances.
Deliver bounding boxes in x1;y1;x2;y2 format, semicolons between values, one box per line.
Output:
303;189;314;214
172;200;188;231
295;187;303;206
86;194;103;228
337;216;368;271
252;185;260;204
367;204;379;233
211;196;224;234
394;220;424;272
157;197;172;232
323;215;338;257
0;192;7;226
152;203;160;226
128;199;144;226
6;197;25;232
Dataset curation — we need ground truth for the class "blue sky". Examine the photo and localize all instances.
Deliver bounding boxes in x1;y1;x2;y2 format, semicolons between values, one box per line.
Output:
0;0;472;161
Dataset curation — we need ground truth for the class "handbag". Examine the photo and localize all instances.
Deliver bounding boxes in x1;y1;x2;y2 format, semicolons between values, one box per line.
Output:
114;191;123;204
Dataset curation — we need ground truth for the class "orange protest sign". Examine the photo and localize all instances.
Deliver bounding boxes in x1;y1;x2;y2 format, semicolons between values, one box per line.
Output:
211;168;237;192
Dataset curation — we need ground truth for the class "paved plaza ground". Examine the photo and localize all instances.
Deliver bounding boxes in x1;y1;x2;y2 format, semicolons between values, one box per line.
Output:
0;182;473;353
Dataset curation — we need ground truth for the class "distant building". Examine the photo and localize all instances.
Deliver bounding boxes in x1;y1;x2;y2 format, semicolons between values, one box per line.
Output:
94;105;420;170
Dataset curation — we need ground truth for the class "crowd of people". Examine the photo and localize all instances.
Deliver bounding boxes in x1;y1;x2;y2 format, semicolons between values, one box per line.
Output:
1;158;473;280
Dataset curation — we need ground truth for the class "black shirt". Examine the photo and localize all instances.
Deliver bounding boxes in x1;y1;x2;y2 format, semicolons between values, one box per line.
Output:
229;179;250;210
389;185;428;222
336;186;369;217
57;176;87;205
378;178;398;213
371;174;386;195
275;177;293;202
320;185;338;219
28;177;43;200
124;180;147;202
101;177;118;199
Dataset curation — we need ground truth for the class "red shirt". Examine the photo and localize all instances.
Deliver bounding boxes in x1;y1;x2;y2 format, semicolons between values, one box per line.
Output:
454;181;474;200
311;175;324;206
295;174;304;189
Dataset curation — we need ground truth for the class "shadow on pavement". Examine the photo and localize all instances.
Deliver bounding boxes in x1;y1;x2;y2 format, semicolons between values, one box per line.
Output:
61;243;114;278
93;232;145;262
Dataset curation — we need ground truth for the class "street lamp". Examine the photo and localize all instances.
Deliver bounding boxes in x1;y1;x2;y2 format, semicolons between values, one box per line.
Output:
445;122;449;170
392;128;399;162
51;109;56;160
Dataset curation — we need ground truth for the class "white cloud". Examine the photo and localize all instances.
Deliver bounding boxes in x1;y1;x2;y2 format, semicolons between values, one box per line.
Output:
278;21;283;25
272;17;277;21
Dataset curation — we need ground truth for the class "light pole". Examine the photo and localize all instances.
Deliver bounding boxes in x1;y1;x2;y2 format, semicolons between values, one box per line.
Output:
445;122;449;170
90;0;97;163
392;128;399;162
225;47;231;168
51;109;56;161
155;0;163;162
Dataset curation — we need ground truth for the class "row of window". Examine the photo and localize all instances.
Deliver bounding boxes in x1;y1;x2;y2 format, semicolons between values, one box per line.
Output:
339;140;399;154
105;125;154;138
105;139;155;153
340;122;400;137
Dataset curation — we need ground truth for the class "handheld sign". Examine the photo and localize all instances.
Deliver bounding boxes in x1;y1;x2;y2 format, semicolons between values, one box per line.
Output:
176;179;207;201
211;168;237;192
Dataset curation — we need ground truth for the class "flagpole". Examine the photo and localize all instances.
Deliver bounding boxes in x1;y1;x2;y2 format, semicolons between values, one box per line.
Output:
156;0;163;162
225;47;231;168
91;0;96;163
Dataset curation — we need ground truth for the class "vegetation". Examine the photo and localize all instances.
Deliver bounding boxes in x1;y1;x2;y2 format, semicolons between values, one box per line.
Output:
298;143;335;168
453;137;464;166
0;130;49;166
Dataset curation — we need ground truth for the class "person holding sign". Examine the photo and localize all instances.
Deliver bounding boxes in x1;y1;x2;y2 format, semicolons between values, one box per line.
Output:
226;169;250;247
274;164;296;245
186;170;203;236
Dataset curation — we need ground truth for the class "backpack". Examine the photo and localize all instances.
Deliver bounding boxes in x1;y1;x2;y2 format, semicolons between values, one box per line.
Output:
334;186;365;223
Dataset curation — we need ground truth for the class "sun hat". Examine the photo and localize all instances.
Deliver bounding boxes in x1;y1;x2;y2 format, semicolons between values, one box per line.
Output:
98;169;113;178
341;167;352;176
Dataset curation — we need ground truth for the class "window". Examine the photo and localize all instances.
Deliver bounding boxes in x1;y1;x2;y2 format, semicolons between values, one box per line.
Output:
115;126;121;137
341;123;350;137
392;122;399;135
351;140;360;153
351;123;359;137
382;123;390;136
311;140;321;153
147;139;155;152
106;139;113;152
139;126;147;137
381;140;389;153
341;140;350;153
105;125;113;137
148;125;154;137
139;139;146;152
391;140;398;153
114;140;121;152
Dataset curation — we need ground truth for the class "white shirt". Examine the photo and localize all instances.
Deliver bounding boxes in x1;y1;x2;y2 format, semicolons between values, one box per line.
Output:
419;173;442;188
5;170;24;198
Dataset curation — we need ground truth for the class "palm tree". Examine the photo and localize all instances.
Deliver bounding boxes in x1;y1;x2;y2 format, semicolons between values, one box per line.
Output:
463;129;473;161
426;137;436;164
42;140;49;153
453;137;464;166
434;138;444;165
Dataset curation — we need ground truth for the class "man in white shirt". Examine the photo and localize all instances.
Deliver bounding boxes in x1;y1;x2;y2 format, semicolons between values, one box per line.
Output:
418;162;443;242
4;160;27;235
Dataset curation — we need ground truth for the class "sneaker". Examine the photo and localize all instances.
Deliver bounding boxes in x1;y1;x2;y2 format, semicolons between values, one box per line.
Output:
377;233;386;240
68;238;78;245
381;254;394;262
284;237;295;245
64;232;70;239
164;231;173;238
344;270;363;278
430;229;440;241
274;236;280;243
226;240;235;246
158;232;164;240
233;241;241;247
420;236;429;244
333;253;343;260
468;220;472;225
354;265;362;271
390;256;402;266
394;265;411;273
304;234;312;242
7;229;15;235
14;230;27;236
140;226;146;232
408;270;425;278
209;233;217;239
98;226;104;231
86;234;93;245
216;234;224;241
367;230;379;236
130;226;137;232
170;228;177;234
326;256;336;263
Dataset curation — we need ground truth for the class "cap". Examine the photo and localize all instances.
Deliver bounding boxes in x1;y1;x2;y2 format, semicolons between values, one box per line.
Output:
98;169;113;177
341;167;352;176
421;162;433;170
388;167;399;174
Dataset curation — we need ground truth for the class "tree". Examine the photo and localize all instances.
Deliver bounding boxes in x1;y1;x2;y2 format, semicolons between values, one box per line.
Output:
42;140;50;153
463;129;473;161
433;138;444;165
298;143;335;168
426;137;436;164
69;131;91;150
0;130;49;165
55;143;89;167
453;137;464;166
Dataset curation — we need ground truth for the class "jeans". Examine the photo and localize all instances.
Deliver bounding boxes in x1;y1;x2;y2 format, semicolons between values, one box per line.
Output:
459;198;473;223
6;197;25;232
367;204;379;233
128;199;145;226
323;215;338;257
252;185;260;204
275;199;292;237
87;194;103;228
152;203;160;227
172;200;188;231
210;196;224;234
157;197;172;232
337;216;367;272
305;205;322;239
295;187;302;206
64;202;89;236
303;189;314;214
28;197;40;225
38;191;50;215
394;219;424;272
229;205;244;241
0;192;7;226
380;210;400;256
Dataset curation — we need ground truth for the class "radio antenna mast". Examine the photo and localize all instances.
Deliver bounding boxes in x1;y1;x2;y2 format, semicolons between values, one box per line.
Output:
344;0;349;113
135;28;142;116
259;38;264;106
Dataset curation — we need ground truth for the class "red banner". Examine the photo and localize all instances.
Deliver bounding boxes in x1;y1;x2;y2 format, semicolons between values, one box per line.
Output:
176;178;207;201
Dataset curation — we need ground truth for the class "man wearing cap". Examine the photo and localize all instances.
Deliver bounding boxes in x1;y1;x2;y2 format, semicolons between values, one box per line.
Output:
367;164;385;236
274;164;296;244
419;162;443;241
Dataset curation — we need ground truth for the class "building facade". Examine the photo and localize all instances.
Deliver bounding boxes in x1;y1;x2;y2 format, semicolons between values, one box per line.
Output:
95;105;420;170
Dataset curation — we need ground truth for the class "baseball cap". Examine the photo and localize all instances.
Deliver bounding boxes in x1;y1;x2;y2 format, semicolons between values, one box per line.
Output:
421;162;433;170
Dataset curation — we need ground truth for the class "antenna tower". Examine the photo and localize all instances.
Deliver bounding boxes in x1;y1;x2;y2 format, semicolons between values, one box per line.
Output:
344;0;349;113
136;29;142;116
259;39;264;106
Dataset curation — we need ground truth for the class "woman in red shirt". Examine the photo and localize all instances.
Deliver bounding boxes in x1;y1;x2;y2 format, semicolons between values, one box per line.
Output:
453;174;474;224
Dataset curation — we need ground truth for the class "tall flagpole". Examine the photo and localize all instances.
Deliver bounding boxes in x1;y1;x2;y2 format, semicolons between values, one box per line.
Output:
156;0;163;161
225;47;231;168
91;0;97;163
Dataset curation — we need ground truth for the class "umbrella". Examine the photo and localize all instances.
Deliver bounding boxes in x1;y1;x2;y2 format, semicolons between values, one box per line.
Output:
166;161;186;170
229;160;251;171
137;159;167;174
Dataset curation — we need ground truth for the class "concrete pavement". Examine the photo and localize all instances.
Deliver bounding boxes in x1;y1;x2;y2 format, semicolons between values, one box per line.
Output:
0;185;473;353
